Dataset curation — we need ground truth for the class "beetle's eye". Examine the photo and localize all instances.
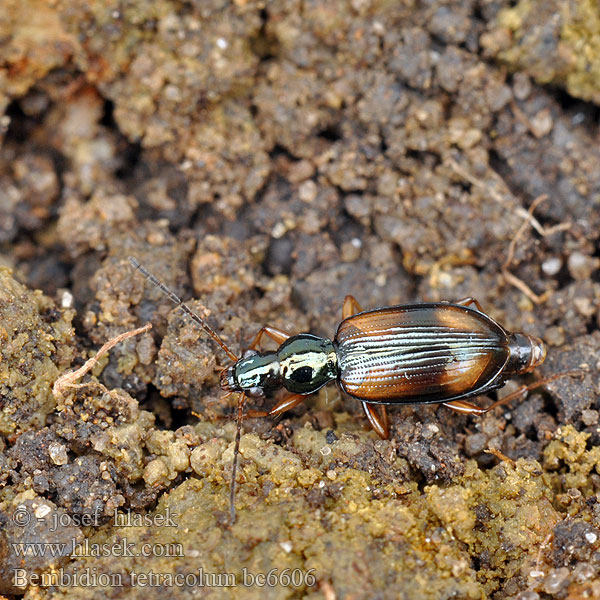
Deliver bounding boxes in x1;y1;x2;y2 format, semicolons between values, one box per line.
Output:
291;366;313;383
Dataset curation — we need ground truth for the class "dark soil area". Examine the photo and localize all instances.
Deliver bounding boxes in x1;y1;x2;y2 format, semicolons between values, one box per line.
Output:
1;1;600;599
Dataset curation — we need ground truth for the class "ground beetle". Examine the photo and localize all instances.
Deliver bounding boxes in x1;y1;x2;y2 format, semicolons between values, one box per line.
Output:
220;296;546;438
129;258;548;520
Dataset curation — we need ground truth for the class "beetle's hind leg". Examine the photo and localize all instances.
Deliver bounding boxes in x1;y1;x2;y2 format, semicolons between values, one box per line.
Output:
443;370;582;415
443;390;533;415
248;325;292;350
454;297;484;312
342;295;363;319
442;399;488;415
362;403;389;439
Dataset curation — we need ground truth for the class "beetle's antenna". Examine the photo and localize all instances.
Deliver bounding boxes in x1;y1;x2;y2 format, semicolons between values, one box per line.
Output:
129;257;238;362
230;392;246;524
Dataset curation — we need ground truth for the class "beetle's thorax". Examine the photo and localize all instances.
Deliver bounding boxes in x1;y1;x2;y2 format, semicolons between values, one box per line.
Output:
220;333;339;397
277;334;338;394
505;333;547;374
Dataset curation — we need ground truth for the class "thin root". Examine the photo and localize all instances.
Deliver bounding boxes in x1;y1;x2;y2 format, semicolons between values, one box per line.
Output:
535;533;553;574
501;194;570;305
447;159;571;305
53;323;152;402
484;448;516;466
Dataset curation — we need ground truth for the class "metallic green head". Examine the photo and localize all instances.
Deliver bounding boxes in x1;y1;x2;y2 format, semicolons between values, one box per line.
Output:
220;350;281;398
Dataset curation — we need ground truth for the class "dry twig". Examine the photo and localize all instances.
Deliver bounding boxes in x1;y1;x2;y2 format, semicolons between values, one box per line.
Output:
53;323;152;402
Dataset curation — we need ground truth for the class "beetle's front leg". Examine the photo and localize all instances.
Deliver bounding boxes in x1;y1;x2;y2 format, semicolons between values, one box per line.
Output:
247;393;306;418
248;325;292;351
362;402;389;439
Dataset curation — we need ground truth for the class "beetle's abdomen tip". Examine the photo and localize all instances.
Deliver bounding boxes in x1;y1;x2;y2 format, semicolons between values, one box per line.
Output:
528;335;546;369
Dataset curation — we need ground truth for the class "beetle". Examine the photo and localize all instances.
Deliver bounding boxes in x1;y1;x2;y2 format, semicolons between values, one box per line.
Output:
129;258;547;519
218;295;547;439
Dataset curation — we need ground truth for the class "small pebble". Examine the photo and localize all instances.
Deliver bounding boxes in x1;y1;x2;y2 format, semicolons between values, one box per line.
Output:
344;194;370;222
48;442;68;466
516;592;539;600
464;433;487;456
574;297;595;317
422;423;440;440
167;441;191;472
190;439;225;476
585;531;597;544
530;108;553;138
529;570;545;579
272;222;287;239
325;430;338;444
341;241;361;262
574;562;595;582
298;180;318;203
512;73;532;100
543;567;569;594
61;290;74;308
544;326;565;347
136;334;155;365
144;458;169;486
34;504;52;519
541;256;562;276
287;159;315;183
568;252;599;280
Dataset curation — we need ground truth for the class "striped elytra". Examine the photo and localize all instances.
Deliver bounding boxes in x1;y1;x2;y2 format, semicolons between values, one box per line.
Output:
335;304;510;404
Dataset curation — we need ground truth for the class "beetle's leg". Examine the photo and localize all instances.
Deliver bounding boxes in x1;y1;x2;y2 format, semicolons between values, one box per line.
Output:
477;371;582;413
362;403;389;439
443;371;580;415
248;325;292;350
442;399;488;415
247;393;306;418
342;295;363;319
454;297;484;312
